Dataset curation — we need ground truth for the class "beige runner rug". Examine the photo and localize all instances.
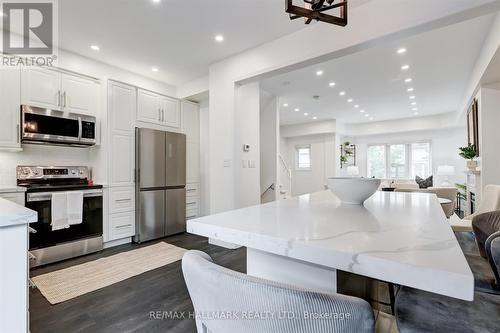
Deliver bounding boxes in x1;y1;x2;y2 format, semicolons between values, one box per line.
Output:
32;242;187;304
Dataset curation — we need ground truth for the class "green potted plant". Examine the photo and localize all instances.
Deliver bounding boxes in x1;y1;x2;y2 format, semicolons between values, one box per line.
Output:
458;144;477;170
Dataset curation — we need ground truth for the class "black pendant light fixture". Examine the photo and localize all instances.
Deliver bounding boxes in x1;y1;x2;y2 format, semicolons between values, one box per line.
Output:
286;0;348;26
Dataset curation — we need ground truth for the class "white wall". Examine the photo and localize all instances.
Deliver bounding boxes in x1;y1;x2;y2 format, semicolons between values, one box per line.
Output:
348;127;467;186
234;82;261;209
199;98;210;216
479;87;500;189
284;134;336;196
259;90;278;203
207;1;496;214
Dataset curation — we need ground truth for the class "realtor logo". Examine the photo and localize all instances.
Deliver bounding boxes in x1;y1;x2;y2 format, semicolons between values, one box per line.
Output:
1;0;58;66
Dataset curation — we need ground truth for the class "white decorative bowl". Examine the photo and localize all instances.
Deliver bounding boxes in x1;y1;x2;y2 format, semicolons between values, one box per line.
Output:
327;177;381;204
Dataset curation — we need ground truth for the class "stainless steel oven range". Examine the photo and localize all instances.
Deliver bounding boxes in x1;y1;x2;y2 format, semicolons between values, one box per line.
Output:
17;166;103;267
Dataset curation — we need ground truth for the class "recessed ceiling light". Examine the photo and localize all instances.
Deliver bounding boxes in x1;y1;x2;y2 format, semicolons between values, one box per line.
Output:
370;117;374;121
215;34;224;42
152;0;161;3
405;78;412;83
304;112;309;116
409;95;416;99
151;67;159;72
283;103;288;107
339;91;346;96
401;65;410;70
411;102;417;106
407;88;414;92
294;108;300;112
397;48;407;54
312;116;317;120
90;45;100;51
412;107;418;111
329;82;336;87
413;112;419;116
365;114;370;117
316;70;324;76
347;99;353;103
354;104;359;108
360;109;365;113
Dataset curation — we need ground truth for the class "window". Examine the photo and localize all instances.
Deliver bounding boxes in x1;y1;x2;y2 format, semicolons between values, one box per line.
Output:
367;142;431;179
389;144;407;178
411;142;431;178
295;145;311;170
367;145;386;178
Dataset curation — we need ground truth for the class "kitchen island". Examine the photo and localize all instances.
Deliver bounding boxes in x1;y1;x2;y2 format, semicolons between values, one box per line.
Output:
188;190;474;301
0;198;37;333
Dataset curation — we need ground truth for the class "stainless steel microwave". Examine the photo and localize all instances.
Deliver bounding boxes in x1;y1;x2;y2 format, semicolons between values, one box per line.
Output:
21;105;96;147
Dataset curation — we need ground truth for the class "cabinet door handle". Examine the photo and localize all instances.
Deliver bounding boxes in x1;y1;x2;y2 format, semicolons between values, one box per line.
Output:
57;90;61;106
16;124;20;143
158;108;161;121
115;198;132;202
63;91;67;108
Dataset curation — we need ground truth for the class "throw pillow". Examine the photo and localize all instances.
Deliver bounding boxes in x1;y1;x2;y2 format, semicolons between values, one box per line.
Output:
415;176;433;189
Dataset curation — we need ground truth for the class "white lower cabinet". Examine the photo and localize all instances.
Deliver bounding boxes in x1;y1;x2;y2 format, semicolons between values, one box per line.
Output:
109;211;135;240
186;182;200;220
109;186;135;214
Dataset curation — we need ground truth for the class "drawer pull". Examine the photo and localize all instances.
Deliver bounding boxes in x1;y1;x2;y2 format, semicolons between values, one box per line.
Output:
186;202;197;205
116;224;132;229
186;189;196;192
115;198;132;202
187;215;197;219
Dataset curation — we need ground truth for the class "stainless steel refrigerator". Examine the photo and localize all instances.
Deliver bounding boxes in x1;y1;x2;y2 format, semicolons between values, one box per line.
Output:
134;128;186;243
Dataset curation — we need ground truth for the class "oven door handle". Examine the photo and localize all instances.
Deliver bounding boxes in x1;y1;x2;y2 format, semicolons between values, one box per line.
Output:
27;189;103;202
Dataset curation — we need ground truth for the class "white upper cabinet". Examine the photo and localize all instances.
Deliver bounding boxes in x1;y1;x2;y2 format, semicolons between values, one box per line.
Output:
21;67;60;109
137;89;180;129
162;96;181;129
109;81;136;133
0;67;21;149
21;67;99;116
60;73;98;116
137;89;162;125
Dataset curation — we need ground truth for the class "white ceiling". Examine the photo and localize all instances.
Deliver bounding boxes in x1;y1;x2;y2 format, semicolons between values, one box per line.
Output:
59;0;306;86
261;14;495;125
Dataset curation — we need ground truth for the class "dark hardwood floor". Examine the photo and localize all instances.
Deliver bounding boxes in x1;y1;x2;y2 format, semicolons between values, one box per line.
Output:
29;233;246;333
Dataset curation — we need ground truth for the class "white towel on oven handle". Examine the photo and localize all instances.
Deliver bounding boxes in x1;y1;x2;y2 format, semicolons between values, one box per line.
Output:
51;192;69;231
67;191;84;225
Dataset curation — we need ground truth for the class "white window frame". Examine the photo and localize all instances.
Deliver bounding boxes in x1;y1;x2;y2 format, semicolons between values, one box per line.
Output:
295;144;312;171
366;141;432;179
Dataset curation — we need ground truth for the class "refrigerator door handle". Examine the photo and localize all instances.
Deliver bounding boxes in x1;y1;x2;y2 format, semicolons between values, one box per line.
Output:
168;143;172;158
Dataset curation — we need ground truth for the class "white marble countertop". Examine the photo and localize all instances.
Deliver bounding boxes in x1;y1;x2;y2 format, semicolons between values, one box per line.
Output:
0;186;27;193
0;198;37;228
188;190;474;301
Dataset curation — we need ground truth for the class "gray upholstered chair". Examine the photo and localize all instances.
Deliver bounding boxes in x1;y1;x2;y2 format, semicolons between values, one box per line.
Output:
182;250;375;333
